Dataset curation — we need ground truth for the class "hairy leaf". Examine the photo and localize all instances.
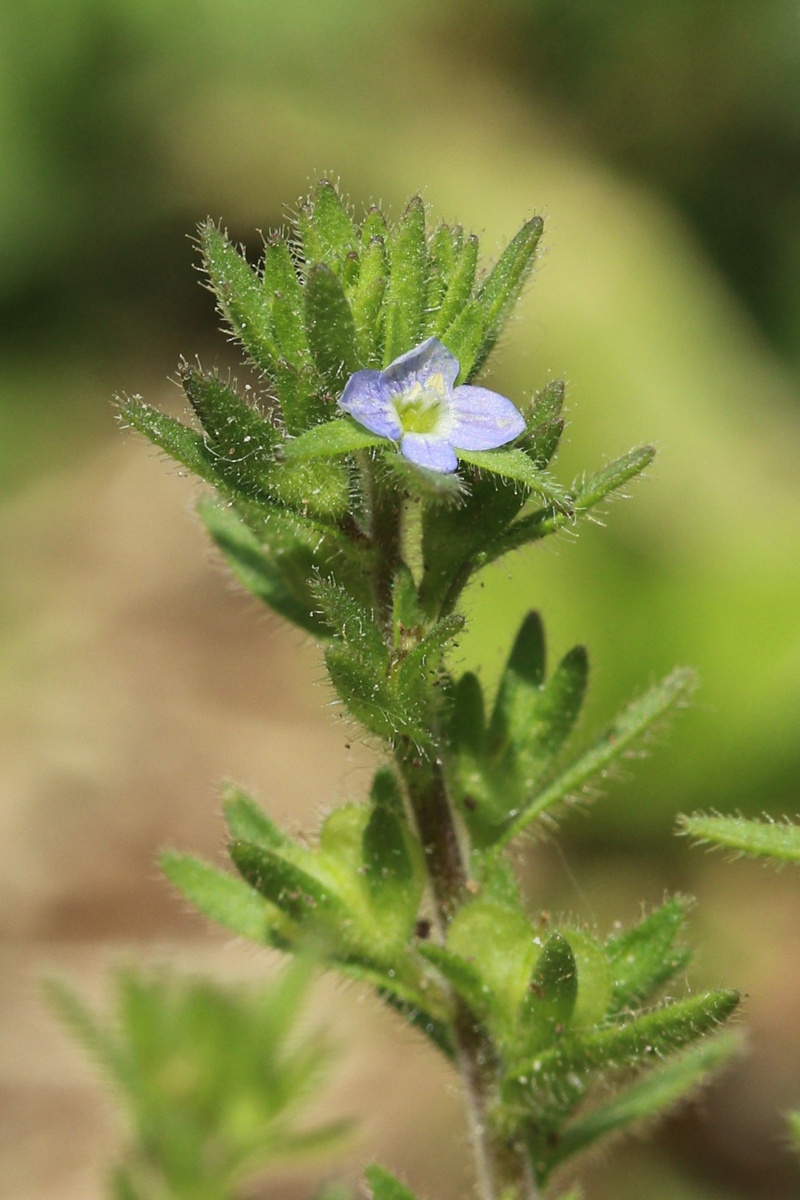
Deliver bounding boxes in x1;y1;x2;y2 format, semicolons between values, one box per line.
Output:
607;898;692;1014
304;263;360;386
475;216;544;367
545;1031;743;1173
284;416;384;461
383;196;428;363
200;222;279;374
679;813;800;864
160;851;287;945
499;668;697;846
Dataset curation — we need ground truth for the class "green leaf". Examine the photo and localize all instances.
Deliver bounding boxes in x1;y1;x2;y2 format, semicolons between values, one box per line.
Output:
118;396;224;487
302;179;359;275
528;378;565;426
222;783;290;851
352;235;388;365
284;417;385;461
334;957;453;1058
262;456;352;519
180;363;279;493
475;502;579;568
526;418;565;471
392;562;424;647
434;234;479;338
607;898;692;1015
383;196;428;363
384;450;468;505
304;264;360;386
369;766;405;818
475;216;544;367
197;498;329;636
417;943;497;1025
45;978;130;1087
446;899;539;1026
394;613;465;695
200;221;279;374
452;671;487;753
561;927;614;1029
574;445;656;510
160;851;286;944
325;646;425;742
271;357;328;435
365;1164;421;1200
230;840;347;931
457;447;571;509
678;813;800;864
424;222;459;326
479;443;656;569
439;299;484;383
362;805;414;904
263;235;308;365
419;473;528;617
361;205;389;248
545;1031;743;1172
489;611;547;747
522;380;566;468
509;989;740;1084
499;668;697;846
515;644;588;774
519;933;578;1048
313;577;387;667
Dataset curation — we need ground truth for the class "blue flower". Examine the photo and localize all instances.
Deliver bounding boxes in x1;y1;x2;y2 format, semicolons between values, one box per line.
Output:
337;337;526;473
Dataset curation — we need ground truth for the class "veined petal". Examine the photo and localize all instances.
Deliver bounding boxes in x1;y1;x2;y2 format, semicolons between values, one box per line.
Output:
381;336;459;395
339;369;402;439
448;385;526;450
401;433;458;473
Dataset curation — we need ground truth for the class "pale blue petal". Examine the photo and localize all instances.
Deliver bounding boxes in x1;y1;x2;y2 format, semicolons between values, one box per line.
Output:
382;337;459;394
338;369;402;439
448;386;526;450
401;433;458;473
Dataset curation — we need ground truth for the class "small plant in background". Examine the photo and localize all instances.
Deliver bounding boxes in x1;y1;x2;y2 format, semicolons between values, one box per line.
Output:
56;179;742;1200
47;962;347;1200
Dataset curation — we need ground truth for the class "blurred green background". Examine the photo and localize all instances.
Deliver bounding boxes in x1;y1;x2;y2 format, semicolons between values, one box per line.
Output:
1;3;799;1199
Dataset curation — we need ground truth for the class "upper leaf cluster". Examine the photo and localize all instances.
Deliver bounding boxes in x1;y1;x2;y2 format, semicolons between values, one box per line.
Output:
119;180;655;638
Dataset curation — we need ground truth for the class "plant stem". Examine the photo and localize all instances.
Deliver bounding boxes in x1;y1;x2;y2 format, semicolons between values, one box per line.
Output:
368;471;402;633
397;746;539;1200
378;472;537;1199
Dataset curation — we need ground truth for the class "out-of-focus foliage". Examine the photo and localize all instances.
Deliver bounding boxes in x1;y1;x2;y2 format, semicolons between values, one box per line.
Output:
47;961;347;1200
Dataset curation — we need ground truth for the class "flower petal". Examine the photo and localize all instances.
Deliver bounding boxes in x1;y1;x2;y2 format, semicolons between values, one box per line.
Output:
338;369;402;439
381;337;459;395
400;433;459;473
448;386;526;450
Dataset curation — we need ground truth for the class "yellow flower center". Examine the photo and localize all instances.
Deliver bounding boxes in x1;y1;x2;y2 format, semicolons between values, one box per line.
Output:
394;374;448;436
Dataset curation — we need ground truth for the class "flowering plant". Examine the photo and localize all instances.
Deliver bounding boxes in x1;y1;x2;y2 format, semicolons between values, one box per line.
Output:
64;180;741;1200
338;335;525;472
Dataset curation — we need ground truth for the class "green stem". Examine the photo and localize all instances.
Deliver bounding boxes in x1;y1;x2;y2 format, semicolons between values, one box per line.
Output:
397;745;539;1200
369;469;537;1200
368;470;402;633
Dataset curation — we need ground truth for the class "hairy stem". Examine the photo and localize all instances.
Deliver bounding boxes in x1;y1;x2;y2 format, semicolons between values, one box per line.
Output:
397;745;539;1200
369;471;402;633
